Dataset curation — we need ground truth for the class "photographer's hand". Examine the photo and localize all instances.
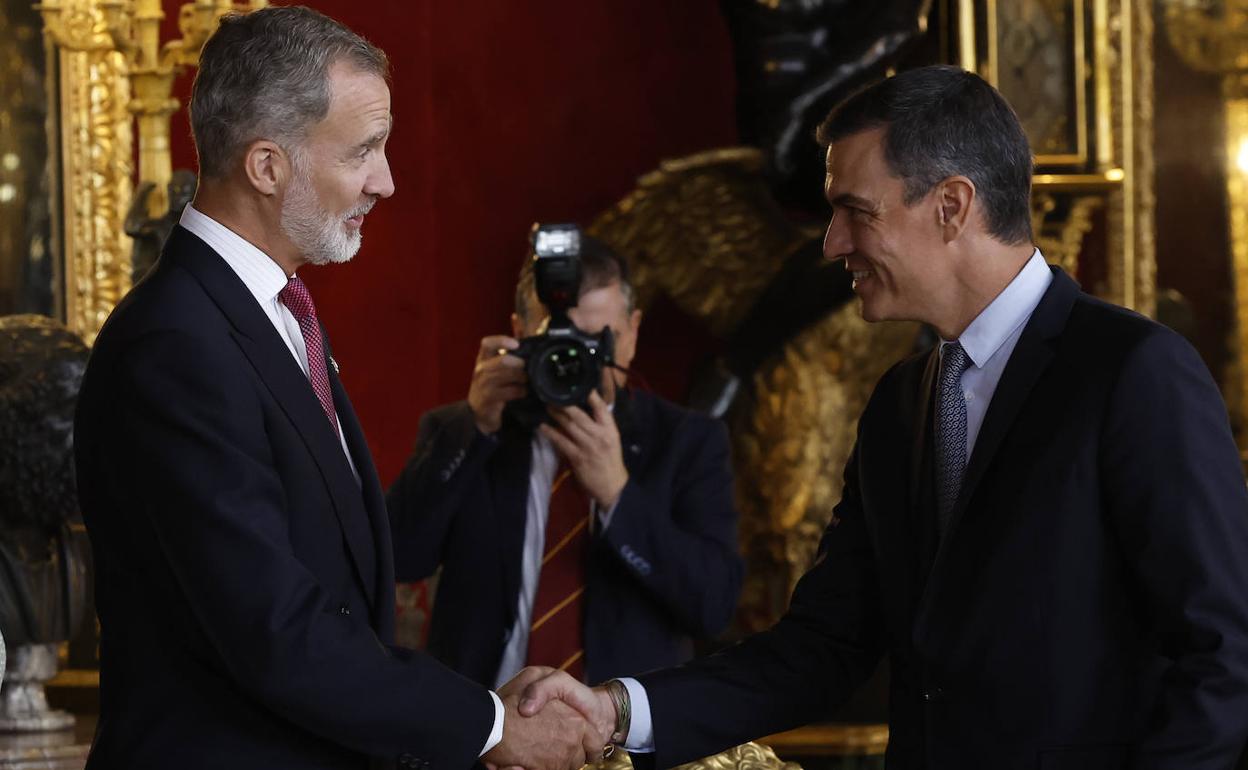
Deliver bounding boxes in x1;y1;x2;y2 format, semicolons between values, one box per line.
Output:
540;391;628;508
468;335;526;435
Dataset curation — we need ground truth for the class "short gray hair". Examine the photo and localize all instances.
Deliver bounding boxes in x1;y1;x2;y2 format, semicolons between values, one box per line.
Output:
190;5;389;179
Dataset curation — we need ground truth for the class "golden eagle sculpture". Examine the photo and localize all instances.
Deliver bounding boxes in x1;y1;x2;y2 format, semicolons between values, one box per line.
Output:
590;148;918;631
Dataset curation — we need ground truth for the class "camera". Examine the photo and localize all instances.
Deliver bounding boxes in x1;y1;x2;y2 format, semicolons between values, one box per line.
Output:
507;223;615;427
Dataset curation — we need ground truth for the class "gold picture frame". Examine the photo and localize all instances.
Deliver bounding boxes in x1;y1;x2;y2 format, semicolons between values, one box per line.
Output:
956;0;1155;315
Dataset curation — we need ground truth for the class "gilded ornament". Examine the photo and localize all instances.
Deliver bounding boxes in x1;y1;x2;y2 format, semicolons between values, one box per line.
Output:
591;149;917;624
38;0;265;342
1162;0;1248;437
588;741;800;770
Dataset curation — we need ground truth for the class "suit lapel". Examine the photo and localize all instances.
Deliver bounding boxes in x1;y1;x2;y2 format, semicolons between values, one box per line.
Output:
615;389;650;482
908;350;939;513
916;267;1079;634
325;349;394;639
493;423;533;626
165;227;379;611
864;352;939;643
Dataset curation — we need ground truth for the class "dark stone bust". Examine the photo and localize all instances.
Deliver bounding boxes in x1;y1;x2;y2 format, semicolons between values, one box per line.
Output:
0;314;89;645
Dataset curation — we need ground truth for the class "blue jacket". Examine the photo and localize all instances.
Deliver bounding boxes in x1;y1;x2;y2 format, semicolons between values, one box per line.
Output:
388;388;743;686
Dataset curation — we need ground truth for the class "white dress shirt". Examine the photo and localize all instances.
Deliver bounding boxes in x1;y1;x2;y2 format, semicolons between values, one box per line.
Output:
619;249;1053;752
178;205;359;479
178;205;504;754
495;432;562;688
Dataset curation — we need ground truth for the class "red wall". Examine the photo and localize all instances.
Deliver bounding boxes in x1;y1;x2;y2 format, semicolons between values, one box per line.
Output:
165;1;737;482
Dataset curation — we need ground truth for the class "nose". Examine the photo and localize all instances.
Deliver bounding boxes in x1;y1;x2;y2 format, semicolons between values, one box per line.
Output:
822;211;852;263
366;151;396;199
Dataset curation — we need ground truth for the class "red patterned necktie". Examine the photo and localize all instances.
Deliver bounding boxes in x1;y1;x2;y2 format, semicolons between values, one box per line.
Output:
278;275;339;434
525;462;589;680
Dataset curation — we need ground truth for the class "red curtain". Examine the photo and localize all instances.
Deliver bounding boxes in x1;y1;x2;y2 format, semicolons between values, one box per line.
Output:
164;0;737;482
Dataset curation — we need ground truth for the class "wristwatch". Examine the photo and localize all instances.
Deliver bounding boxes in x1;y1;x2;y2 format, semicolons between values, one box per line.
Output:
604;679;631;754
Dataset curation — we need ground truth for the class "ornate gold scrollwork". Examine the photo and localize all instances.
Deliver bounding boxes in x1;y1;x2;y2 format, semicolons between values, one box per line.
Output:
591;148;809;339
735;304;916;608
1031;192;1104;276
38;0;133;344
961;0;1155;316
36;0;265;343
590;740;802;770
591;149;918;623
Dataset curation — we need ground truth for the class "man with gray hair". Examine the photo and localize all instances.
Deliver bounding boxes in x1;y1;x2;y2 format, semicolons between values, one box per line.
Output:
73;6;594;769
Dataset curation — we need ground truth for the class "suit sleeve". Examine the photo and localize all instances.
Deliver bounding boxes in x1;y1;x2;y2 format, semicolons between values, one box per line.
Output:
635;437;885;769
387;402;498;582
596;416;743;637
1102;329;1248;769
110;330;495;768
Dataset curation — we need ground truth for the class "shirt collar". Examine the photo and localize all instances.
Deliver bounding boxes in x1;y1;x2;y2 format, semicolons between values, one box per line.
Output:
179;204;291;307
954;249;1053;369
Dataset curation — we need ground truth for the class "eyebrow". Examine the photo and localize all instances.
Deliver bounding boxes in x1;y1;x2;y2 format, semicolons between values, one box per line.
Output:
356;116;394;152
829;192;878;213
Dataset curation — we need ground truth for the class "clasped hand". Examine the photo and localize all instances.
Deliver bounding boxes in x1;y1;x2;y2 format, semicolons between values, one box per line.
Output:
484;667;617;770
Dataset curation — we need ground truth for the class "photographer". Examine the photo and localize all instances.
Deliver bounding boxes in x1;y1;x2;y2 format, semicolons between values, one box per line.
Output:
388;232;743;688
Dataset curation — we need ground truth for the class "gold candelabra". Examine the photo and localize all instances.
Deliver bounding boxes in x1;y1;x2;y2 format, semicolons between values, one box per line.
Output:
35;0;264;342
43;0;266;217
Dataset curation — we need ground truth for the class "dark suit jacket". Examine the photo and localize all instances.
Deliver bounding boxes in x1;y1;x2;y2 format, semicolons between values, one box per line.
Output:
74;226;494;770
387;389;744;686
635;268;1248;770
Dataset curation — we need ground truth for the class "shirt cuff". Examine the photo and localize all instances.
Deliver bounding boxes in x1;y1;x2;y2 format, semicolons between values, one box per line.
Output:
618;677;655;752
479;690;505;757
595;499;621;533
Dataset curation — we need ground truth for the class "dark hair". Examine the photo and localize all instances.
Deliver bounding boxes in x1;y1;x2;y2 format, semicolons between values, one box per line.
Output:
514;235;634;323
191;6;389;179
816;65;1034;245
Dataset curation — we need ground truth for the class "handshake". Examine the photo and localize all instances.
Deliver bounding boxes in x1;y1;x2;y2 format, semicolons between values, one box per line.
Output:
483;667;628;770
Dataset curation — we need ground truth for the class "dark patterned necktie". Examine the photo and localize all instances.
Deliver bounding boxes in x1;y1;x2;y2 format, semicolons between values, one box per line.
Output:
278;275;339;435
525;463;589;680
935;341;972;535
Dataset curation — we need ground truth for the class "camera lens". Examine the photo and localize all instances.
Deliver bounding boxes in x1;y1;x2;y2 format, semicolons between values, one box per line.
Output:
530;339;598;406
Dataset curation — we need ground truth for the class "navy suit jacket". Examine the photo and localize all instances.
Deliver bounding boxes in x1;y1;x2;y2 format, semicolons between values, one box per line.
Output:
635;268;1248;770
387;389;744;686
74;226;494;770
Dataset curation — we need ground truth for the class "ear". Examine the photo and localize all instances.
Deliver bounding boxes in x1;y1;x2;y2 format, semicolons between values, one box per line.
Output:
242;140;289;196
613;309;642;369
935;175;975;242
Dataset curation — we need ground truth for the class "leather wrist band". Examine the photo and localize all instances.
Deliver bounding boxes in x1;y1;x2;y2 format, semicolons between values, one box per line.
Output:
605;679;631;746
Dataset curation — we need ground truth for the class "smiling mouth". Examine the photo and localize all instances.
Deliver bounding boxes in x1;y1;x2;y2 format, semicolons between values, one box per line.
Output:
850;269;874;290
345;200;375;229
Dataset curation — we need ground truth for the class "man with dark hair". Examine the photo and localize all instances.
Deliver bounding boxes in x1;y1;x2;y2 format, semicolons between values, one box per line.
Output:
74;7;595;769
518;65;1248;769
387;235;743;689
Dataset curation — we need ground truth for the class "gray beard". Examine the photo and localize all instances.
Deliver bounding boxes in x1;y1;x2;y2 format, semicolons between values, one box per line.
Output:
280;166;362;266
